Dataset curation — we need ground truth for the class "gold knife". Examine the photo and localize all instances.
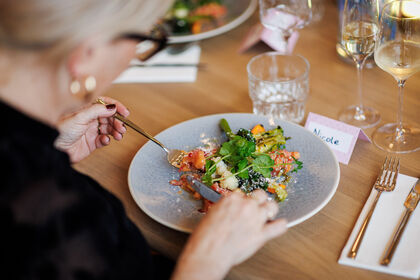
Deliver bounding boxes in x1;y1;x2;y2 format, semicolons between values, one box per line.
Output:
380;180;420;266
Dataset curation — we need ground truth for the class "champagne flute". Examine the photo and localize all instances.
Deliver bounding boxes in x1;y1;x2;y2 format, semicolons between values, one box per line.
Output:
339;0;381;128
259;0;312;54
373;0;420;153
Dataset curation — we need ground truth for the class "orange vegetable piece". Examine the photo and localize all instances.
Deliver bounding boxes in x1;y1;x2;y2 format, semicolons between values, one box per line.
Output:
191;21;202;34
267;187;276;194
192;149;206;170
251;124;265;135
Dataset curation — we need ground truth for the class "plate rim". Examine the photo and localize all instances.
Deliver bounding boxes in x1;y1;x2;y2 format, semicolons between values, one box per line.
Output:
168;0;258;43
128;113;340;233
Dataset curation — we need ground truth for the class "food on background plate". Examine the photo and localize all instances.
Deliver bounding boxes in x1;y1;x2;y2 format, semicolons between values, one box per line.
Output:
163;0;227;35
170;118;302;212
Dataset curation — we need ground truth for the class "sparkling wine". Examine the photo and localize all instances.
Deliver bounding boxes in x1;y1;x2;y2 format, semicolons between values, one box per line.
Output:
374;41;420;81
342;21;378;62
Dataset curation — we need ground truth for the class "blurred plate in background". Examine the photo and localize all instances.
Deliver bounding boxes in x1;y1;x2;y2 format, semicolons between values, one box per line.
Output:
168;0;257;43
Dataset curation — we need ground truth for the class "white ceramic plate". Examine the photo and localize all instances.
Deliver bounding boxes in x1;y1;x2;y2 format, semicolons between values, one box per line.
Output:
168;0;257;43
128;113;340;233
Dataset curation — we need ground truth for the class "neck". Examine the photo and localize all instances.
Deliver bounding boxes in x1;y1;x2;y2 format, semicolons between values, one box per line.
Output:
0;52;67;128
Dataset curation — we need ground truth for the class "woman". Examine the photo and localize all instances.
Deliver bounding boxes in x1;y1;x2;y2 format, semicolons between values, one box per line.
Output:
0;0;287;279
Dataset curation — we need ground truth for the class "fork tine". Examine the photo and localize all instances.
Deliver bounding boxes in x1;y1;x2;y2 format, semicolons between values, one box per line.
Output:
381;156;392;186
378;156;389;185
385;156;396;186
389;157;400;191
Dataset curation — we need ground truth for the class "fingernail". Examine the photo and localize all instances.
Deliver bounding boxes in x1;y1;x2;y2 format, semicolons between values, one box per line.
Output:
106;104;116;110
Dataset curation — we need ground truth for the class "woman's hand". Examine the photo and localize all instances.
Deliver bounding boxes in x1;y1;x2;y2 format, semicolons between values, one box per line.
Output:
172;190;287;280
54;96;129;163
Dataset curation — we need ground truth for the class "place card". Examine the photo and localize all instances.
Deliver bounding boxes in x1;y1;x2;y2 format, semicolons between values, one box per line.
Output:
304;112;371;165
238;22;299;54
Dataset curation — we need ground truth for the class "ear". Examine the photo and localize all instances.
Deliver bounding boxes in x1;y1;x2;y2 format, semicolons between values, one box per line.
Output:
66;37;106;79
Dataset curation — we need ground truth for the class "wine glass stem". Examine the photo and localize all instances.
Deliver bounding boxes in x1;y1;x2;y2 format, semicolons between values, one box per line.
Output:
395;80;406;142
355;61;366;120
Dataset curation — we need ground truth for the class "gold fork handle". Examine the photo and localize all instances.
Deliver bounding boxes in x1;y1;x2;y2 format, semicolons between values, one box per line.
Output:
348;190;383;259
96;99;169;154
381;209;412;266
113;114;169;153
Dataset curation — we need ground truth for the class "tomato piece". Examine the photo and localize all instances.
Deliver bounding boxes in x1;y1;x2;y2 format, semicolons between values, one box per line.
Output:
210;183;230;195
170;180;181;186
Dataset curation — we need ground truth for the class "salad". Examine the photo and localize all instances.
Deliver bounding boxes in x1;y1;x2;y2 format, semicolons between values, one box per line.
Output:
163;0;227;35
170;119;302;212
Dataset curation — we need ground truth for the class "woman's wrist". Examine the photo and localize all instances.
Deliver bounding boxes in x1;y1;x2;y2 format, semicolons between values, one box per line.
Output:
171;235;231;280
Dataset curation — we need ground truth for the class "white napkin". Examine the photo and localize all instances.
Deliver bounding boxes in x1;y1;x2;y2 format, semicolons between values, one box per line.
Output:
113;44;201;84
339;174;420;279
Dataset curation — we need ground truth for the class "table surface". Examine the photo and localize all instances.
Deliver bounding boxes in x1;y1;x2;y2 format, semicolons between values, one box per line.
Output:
75;2;420;279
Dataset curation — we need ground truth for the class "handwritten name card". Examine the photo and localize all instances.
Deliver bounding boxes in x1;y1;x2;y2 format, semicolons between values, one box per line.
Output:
304;113;371;164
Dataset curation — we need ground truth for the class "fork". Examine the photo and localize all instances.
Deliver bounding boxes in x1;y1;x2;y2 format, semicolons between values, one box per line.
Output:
347;156;400;259
96;98;186;168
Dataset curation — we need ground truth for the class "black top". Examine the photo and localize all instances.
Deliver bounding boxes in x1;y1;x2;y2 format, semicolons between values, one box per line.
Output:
0;102;172;280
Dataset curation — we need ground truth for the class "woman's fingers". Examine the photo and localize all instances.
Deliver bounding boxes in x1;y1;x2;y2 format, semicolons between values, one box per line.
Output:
99;96;130;117
260;200;279;221
98;123;123;141
111;129;123;141
109;117;126;134
77;103;117;123
99;116;126;135
98;117;109;125
250;189;268;204
262;219;288;241
95;135;110;148
95;97;129;135
98;123;111;135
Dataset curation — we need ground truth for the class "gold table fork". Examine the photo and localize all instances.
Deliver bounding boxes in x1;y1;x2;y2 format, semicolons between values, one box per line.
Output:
96;98;186;168
348;156;400;259
381;181;420;266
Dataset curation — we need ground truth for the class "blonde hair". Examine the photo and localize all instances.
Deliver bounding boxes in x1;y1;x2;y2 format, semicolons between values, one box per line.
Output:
0;0;173;57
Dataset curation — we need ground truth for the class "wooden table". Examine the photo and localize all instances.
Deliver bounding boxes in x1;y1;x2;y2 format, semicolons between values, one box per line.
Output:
75;2;420;279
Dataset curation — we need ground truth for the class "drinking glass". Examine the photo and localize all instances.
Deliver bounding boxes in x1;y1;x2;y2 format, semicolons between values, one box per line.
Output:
373;0;420;153
259;0;312;54
339;0;381;128
247;53;309;123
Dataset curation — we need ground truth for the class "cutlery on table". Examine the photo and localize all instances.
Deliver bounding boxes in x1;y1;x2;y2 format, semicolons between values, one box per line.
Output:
348;156;400;259
96;98;186;168
381;180;420;266
186;175;221;203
